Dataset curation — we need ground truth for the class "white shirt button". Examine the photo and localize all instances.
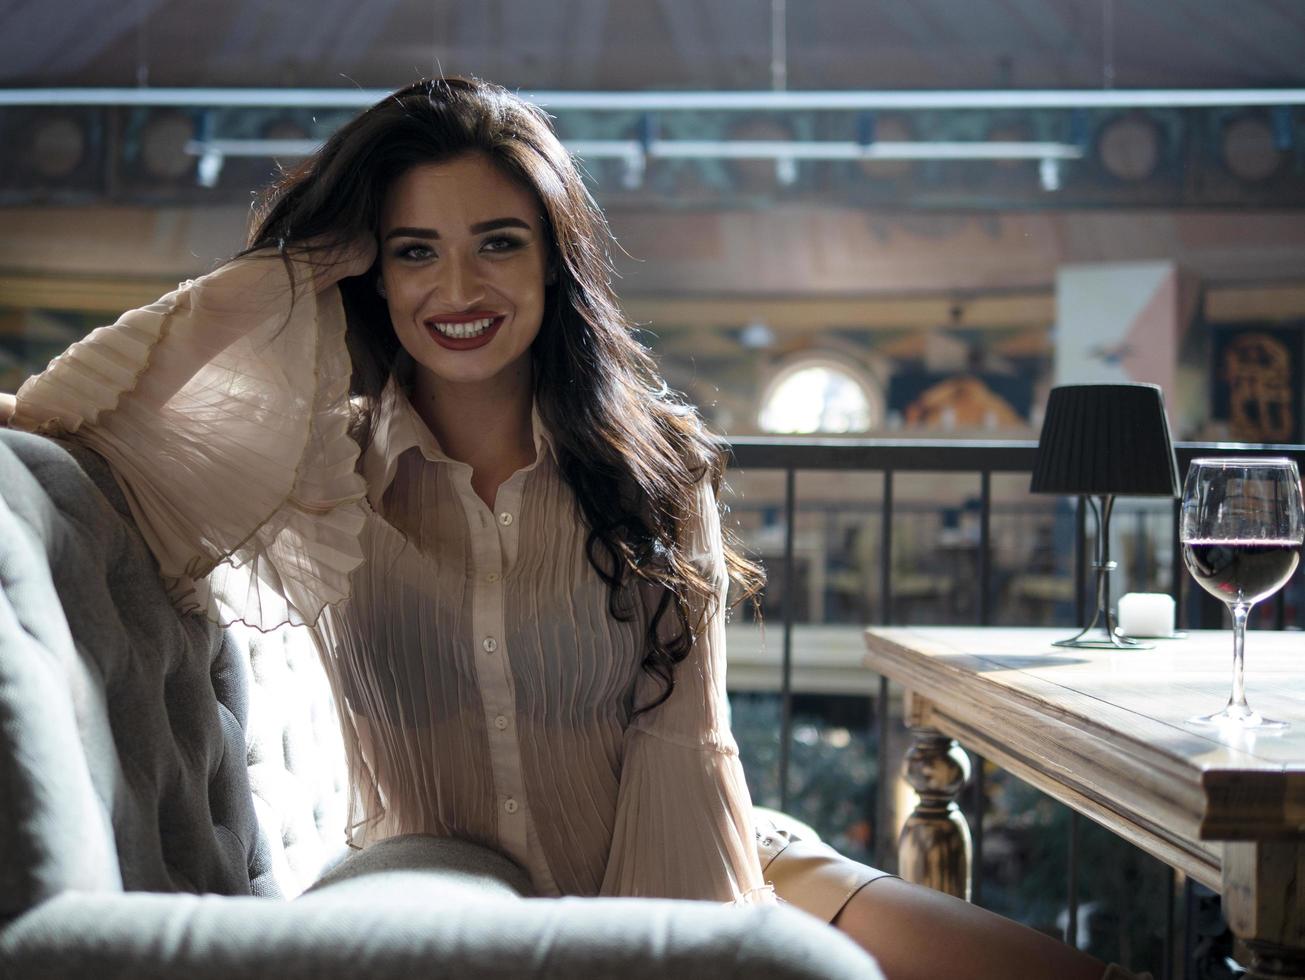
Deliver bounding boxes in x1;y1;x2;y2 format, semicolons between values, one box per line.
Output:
498;511;514;527
494;714;509;730
503;798;519;814
486;571;500;583
482;636;498;653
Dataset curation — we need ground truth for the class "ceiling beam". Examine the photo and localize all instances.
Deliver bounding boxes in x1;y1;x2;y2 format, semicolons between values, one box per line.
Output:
621;292;1054;330
5;87;1305;109
6;274;1302;330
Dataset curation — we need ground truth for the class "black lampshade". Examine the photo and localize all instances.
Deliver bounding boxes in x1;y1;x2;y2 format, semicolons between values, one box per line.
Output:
1030;383;1180;497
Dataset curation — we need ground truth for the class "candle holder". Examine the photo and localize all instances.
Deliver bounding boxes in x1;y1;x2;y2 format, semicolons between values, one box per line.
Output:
1117;592;1178;639
1030;384;1181;650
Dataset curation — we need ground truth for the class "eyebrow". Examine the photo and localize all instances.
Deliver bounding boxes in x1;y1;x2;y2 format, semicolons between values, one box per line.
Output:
382;217;532;242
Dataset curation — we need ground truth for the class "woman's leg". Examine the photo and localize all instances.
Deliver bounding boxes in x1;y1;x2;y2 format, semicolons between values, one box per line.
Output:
831;877;1107;980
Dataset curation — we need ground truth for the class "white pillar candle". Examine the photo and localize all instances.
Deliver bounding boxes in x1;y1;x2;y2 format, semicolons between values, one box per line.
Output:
1117;592;1175;638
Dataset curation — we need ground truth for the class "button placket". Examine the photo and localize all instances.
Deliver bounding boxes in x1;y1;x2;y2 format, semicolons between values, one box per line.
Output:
494;470;530;576
460;474;528;857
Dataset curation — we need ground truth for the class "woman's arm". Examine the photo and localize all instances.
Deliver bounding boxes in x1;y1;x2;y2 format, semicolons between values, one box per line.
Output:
7;239;374;630
600;476;772;904
11;237;374;427
112;237;377;413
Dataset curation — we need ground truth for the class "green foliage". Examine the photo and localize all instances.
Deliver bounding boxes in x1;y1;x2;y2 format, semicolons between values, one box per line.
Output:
980;767;1172;971
728;692;877;863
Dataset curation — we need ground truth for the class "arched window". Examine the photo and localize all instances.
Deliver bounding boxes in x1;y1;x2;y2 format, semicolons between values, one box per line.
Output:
758;358;878;434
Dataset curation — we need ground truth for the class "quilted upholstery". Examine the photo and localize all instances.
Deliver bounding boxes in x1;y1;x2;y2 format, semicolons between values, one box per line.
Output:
235;620;349;896
0;426;511;904
0;428;277;916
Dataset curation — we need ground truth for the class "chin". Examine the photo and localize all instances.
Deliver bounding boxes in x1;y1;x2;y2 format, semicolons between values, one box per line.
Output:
417;356;531;390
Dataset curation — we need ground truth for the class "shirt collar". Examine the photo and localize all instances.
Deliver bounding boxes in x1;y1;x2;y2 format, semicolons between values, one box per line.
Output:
362;374;556;507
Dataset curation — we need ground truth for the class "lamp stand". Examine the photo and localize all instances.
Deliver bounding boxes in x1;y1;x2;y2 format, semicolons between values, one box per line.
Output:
1054;494;1153;650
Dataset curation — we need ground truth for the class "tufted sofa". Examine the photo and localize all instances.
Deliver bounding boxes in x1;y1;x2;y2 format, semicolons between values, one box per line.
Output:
0;428;883;980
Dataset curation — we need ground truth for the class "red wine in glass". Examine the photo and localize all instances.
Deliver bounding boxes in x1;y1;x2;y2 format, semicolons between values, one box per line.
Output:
1183;541;1301;607
1180;458;1303;729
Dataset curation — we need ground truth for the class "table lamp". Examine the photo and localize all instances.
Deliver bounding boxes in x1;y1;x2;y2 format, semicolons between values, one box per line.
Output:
1030;383;1180;648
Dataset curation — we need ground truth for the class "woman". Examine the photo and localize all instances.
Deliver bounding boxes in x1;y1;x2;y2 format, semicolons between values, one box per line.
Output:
1;77;1135;980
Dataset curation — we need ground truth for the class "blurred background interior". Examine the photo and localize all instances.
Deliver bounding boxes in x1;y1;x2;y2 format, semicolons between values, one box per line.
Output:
3;2;1301;975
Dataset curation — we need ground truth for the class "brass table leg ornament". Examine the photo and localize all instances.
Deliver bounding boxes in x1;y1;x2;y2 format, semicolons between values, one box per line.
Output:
897;724;972;901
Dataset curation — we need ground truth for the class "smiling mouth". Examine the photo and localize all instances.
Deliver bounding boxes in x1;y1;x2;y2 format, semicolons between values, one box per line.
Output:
425;315;502;340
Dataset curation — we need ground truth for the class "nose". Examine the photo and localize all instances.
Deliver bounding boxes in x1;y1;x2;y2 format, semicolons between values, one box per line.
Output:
433;252;485;309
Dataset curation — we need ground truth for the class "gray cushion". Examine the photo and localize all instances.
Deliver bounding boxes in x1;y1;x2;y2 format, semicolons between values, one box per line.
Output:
0;429;275;917
1;889;884;979
303;833;534;905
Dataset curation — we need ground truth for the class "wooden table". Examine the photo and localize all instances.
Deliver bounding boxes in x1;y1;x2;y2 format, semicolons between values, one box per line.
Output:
863;626;1305;980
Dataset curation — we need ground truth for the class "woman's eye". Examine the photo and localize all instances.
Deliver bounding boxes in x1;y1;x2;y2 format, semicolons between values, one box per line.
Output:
482;235;525;254
394;243;434;261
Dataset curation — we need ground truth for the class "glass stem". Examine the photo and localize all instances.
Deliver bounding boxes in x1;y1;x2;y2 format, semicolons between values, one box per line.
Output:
1228;602;1251;716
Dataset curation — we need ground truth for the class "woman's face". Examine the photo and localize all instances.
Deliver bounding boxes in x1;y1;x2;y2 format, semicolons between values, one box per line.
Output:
378;153;551;394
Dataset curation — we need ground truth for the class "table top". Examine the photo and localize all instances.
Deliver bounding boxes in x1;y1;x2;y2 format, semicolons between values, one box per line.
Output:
862;626;1305;887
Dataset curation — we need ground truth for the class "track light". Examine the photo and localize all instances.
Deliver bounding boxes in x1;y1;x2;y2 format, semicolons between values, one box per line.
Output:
4;87;1304;110
1039;157;1061;192
196;149;224;188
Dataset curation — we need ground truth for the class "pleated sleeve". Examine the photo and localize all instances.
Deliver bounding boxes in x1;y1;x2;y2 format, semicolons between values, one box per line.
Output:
10;250;369;631
599;475;774;906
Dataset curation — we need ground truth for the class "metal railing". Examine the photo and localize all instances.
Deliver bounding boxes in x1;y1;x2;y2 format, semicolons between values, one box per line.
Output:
724;435;1305;976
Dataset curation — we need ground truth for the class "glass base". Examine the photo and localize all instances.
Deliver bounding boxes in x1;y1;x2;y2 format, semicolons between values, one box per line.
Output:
1188;706;1289;730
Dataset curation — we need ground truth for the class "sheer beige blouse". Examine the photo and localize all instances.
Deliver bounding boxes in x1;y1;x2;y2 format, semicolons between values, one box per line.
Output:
11;251;773;905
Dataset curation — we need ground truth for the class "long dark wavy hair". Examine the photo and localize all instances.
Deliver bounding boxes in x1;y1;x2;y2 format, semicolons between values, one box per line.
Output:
244;77;764;717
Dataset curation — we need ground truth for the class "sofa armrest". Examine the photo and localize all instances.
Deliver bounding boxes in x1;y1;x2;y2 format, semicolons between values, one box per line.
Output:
1;890;883;980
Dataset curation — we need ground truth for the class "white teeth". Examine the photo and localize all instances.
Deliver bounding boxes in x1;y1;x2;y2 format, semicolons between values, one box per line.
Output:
430;316;495;338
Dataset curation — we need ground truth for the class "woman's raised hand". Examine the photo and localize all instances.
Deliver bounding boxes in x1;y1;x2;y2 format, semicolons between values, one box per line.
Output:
296;234;377;287
0;392;15;428
328;234;378;279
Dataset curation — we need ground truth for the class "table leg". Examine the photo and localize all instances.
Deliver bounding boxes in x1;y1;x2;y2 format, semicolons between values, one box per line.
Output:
897;712;972;901
1222;841;1305;980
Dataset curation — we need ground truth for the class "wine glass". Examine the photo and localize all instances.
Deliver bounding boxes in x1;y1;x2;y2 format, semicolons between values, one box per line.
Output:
1180;458;1303;729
